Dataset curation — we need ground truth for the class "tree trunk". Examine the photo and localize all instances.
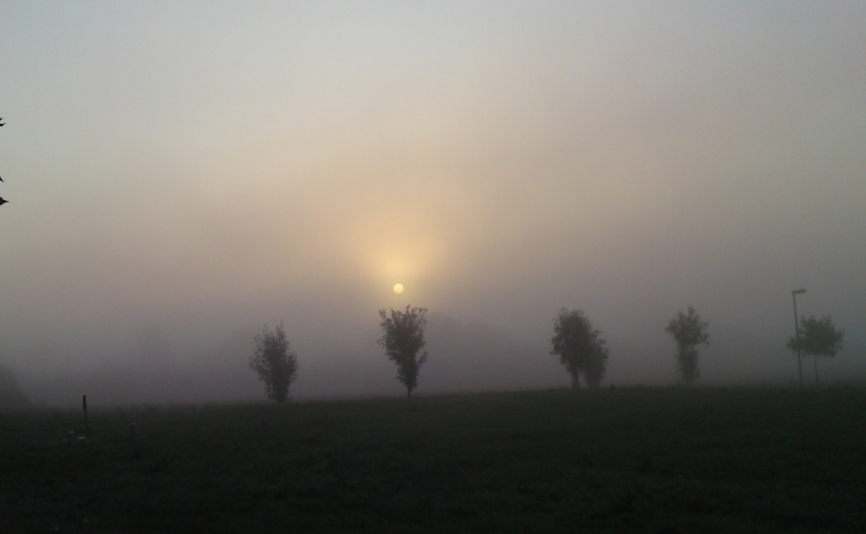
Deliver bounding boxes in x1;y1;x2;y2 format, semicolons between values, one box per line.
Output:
407;387;412;399
572;373;581;389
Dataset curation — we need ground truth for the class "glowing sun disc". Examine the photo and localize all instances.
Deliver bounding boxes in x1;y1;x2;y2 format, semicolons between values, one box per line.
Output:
393;283;404;294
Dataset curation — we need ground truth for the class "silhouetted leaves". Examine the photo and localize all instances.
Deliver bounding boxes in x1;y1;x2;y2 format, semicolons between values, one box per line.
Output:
551;308;609;388
665;307;709;386
249;323;298;403
378;306;428;398
788;315;844;386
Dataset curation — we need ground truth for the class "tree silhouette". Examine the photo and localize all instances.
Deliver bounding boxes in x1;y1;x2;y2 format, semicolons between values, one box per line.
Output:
249;323;298;403
551;308;608;389
787;315;843;387
665;306;709;386
378;306;428;398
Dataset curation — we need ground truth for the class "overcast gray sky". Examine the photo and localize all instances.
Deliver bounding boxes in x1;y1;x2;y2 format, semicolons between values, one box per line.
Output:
1;1;864;403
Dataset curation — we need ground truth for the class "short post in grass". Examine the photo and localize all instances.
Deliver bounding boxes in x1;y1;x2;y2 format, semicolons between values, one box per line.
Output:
82;395;89;438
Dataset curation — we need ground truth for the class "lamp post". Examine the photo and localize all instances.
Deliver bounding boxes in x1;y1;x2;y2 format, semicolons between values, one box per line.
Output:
792;289;806;388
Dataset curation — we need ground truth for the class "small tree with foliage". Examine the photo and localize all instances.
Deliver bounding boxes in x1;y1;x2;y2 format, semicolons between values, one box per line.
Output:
551;308;609;389
249;323;298;403
665;306;709;386
582;344;609;388
787;315;843;386
378;306;428;398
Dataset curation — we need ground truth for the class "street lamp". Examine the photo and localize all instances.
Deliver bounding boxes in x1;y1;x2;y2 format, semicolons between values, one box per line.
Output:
792;289;807;388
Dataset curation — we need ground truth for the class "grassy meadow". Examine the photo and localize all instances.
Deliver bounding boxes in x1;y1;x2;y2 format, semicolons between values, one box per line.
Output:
2;386;865;533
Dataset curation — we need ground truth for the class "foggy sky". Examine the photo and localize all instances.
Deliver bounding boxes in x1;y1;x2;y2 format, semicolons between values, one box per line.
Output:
1;2;864;405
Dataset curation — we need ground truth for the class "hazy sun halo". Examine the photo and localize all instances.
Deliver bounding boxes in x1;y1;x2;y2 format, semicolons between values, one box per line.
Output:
393;283;404;294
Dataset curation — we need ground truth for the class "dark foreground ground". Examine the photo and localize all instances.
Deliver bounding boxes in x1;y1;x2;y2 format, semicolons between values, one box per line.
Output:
2;387;865;533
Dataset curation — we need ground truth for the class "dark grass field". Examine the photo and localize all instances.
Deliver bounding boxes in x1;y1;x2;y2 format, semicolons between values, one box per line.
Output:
2;386;865;533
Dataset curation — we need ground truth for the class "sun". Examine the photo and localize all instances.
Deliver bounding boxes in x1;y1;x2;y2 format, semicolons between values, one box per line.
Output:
393;283;404;294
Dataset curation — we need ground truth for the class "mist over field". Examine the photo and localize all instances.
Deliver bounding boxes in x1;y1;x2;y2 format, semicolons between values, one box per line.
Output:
1;2;864;407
